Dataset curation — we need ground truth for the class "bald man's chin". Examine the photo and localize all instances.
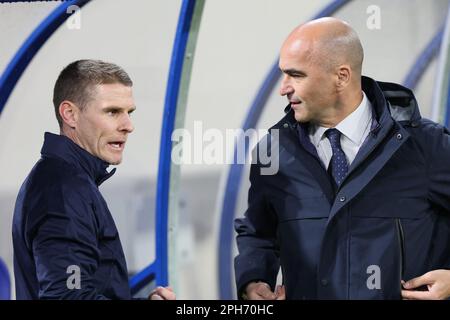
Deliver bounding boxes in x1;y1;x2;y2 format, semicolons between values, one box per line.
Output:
110;159;122;165
293;110;310;123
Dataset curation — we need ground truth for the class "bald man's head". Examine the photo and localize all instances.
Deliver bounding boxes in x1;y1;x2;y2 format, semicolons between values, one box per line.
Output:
283;17;364;76
279;18;365;126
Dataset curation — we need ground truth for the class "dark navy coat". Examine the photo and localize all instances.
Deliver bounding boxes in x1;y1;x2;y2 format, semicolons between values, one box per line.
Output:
12;133;131;299
235;76;450;299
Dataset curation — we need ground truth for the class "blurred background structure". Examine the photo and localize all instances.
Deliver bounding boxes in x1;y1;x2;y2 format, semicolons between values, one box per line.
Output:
1;0;450;299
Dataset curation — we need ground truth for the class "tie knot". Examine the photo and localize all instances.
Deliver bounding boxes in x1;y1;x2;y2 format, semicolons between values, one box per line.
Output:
325;128;341;144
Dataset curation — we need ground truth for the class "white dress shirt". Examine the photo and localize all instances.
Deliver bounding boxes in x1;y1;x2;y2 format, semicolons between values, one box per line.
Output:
309;91;372;169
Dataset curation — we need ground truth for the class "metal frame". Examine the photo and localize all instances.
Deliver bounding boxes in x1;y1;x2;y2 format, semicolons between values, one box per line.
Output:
432;3;450;125
129;0;204;294
0;257;10;300
402;27;444;90
0;0;91;115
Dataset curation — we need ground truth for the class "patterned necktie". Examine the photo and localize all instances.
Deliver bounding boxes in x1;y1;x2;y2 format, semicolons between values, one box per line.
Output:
325;128;348;186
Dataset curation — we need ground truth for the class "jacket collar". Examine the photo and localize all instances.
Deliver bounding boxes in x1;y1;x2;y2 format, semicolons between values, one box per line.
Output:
272;75;421;134
41;132;116;186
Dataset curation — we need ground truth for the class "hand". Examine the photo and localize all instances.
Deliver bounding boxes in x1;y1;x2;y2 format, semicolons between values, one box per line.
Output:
243;282;285;300
401;269;450;300
148;286;176;300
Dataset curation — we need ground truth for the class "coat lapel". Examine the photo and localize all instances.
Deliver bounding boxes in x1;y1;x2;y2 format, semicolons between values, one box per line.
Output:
326;77;412;223
327;123;410;223
271;109;335;204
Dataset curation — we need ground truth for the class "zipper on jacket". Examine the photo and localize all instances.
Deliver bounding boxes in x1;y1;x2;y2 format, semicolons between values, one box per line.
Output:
396;219;405;284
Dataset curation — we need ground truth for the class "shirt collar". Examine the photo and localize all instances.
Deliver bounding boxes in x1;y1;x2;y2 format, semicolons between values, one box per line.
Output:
310;91;372;146
41;132;116;186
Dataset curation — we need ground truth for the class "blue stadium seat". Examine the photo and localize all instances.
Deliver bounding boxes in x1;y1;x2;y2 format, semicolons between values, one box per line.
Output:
0;257;11;300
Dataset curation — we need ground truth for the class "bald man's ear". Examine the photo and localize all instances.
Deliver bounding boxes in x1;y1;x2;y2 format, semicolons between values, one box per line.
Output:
59;101;79;129
336;65;351;90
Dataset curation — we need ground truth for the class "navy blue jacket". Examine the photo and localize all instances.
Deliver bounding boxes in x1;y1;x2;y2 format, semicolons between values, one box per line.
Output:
235;76;450;299
12;133;131;299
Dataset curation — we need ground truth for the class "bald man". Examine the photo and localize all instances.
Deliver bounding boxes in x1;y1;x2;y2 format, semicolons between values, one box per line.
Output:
234;18;450;300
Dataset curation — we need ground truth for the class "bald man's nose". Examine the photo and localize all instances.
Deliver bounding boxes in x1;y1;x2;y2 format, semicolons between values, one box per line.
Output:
279;76;293;96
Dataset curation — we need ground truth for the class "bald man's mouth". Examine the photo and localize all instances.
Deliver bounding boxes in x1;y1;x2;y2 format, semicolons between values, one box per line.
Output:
290;100;302;109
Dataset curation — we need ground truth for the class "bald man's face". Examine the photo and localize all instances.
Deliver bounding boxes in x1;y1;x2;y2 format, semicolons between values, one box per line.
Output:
279;38;338;125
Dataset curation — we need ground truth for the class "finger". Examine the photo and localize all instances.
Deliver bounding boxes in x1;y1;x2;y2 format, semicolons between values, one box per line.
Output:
275;285;286;300
164;290;176;300
155;288;176;300
401;289;432;300
150;286;176;300
248;293;265;300
150;293;164;300
255;283;276;300
245;282;275;300
403;273;433;290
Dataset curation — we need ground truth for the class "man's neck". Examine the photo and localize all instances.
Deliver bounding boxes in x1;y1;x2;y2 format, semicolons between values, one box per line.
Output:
318;90;363;128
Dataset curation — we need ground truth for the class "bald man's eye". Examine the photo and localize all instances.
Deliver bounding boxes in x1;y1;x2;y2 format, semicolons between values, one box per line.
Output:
287;72;306;78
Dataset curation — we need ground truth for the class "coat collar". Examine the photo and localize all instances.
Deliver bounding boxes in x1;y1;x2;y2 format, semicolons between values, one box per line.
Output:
41;132;116;186
271;75;421;135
